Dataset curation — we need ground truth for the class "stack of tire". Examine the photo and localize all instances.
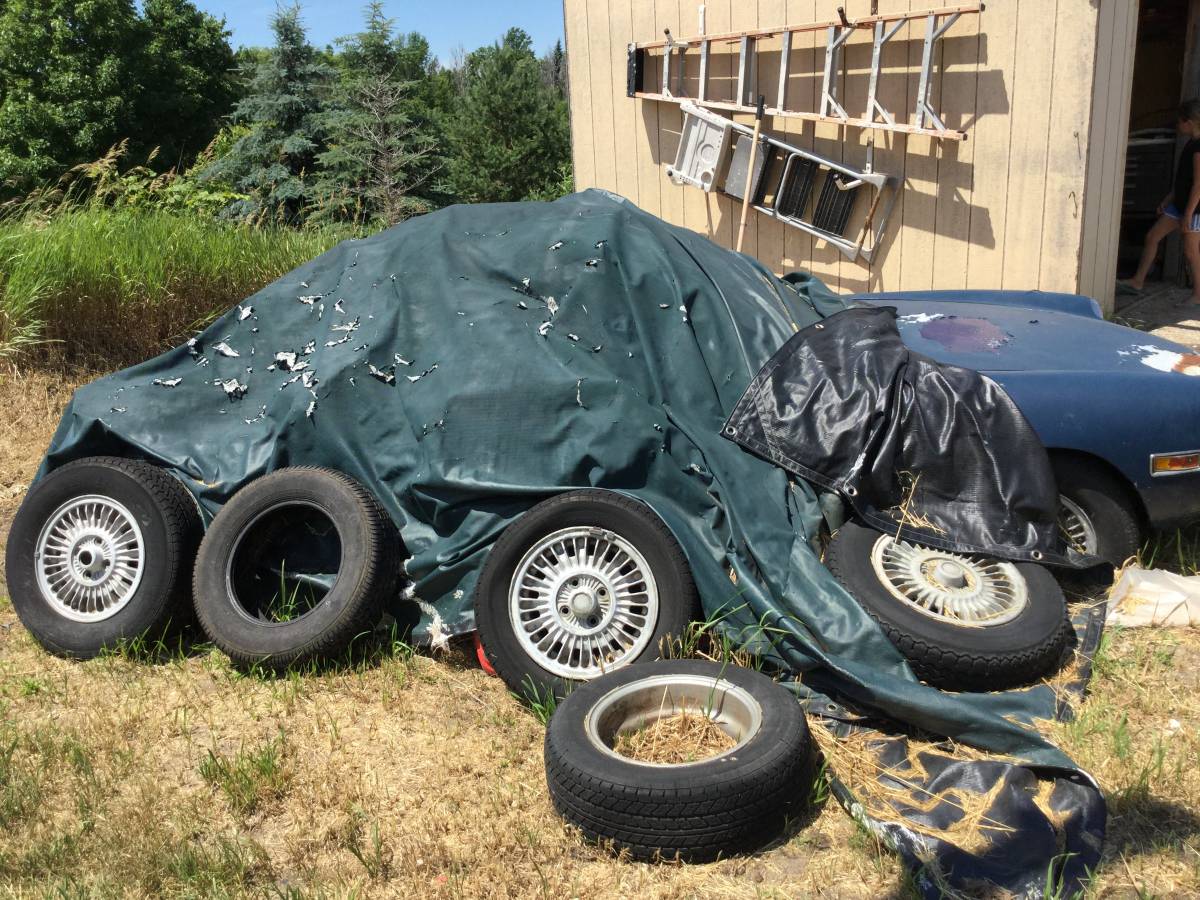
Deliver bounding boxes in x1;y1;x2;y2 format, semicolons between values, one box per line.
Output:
8;459;1092;862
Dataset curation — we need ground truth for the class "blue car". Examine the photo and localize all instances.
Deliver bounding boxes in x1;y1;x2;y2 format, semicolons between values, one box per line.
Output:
849;289;1200;567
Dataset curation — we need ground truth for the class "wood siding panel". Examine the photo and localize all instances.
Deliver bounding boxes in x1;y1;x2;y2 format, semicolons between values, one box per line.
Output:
565;0;1107;300
1079;1;1137;313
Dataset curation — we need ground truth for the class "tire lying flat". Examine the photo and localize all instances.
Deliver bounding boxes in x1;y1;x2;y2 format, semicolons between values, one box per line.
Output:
474;490;698;701
545;659;816;862
192;467;401;670
824;522;1070;692
5;456;202;658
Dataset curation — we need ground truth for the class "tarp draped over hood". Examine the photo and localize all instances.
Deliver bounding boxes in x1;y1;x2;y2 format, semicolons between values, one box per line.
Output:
39;190;1103;896
723;305;1086;566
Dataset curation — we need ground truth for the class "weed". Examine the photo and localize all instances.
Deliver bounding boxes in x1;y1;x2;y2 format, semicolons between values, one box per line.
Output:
346;819;392;878
199;734;289;815
521;676;559;725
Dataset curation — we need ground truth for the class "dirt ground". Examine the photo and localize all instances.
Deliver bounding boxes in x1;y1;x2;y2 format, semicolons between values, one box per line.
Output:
0;366;1197;899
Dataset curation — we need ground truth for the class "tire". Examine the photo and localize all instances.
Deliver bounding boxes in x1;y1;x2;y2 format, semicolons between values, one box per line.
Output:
824;522;1070;691
1052;456;1142;569
544;659;816;862
474;490;698;702
192;467;400;670
5;456;202;658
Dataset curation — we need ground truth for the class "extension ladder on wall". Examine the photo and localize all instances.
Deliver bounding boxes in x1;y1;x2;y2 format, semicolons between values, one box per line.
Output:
668;101;896;262
627;3;983;142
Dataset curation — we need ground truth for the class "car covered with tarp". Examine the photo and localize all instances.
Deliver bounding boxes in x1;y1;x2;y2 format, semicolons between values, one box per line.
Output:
10;190;1199;896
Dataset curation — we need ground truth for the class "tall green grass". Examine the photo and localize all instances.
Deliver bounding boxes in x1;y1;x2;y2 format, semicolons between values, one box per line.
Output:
0;205;361;366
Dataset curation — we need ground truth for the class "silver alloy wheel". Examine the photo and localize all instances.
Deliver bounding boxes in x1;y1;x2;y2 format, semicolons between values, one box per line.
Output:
1058;495;1099;556
869;534;1029;627
585;673;762;767
509;526;659;680
34;495;144;623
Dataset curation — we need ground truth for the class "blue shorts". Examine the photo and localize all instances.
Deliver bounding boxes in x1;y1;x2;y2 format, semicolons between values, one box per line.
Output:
1163;203;1200;231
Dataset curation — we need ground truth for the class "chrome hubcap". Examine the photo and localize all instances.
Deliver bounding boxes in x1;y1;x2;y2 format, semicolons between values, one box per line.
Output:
509;526;659;679
1058;495;1098;556
35;496;144;622
870;534;1028;627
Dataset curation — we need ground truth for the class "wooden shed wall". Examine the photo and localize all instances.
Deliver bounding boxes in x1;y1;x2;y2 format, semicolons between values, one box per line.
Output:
563;0;1115;306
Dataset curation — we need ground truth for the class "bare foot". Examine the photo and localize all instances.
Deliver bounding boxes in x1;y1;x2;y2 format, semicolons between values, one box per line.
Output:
1118;279;1144;293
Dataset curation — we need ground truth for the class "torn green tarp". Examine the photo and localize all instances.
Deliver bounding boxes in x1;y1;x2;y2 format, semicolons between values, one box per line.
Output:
38;190;1103;894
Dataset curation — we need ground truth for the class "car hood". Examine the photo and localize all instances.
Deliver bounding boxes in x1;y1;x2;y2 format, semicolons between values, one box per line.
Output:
867;297;1200;376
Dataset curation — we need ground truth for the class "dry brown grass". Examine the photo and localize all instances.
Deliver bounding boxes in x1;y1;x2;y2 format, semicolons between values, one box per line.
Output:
612;710;737;766
0;369;1197;899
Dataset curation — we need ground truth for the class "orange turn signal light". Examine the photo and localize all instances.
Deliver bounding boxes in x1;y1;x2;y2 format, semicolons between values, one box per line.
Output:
1151;452;1200;476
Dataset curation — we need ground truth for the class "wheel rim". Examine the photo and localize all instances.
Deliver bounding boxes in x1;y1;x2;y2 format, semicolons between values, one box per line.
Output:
585;673;762;767
869;534;1028;627
1058;495;1098;556
35;495;145;623
508;526;659;680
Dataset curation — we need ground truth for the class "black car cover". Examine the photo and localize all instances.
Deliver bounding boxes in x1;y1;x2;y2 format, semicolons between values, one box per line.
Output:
723;305;1090;567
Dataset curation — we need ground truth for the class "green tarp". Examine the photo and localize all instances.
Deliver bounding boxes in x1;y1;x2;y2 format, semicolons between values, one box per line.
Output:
42;188;1078;762
40;190;1102;892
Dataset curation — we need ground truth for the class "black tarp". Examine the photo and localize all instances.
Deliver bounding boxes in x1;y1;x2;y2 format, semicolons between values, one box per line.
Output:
37;190;1104;895
723;305;1093;567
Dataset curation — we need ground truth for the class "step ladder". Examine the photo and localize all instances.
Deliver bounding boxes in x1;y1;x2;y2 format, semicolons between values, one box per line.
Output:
628;3;983;142
668;101;896;262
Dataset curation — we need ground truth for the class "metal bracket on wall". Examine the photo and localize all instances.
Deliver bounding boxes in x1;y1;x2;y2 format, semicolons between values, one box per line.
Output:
669;102;897;263
627;3;982;142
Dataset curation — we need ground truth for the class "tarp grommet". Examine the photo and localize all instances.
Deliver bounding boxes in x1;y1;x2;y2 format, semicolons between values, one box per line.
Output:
724;426;736;436
1032;550;1044;560
845;485;858;497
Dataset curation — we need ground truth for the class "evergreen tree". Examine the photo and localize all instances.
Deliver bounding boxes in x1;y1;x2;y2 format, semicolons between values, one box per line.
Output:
0;0;144;190
541;40;567;99
313;3;439;225
445;28;570;203
203;4;330;222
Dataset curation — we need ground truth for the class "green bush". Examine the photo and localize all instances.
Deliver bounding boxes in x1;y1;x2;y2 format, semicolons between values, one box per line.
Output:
0;204;360;366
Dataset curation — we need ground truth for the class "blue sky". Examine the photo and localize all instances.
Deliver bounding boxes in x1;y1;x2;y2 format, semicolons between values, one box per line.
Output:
193;1;566;63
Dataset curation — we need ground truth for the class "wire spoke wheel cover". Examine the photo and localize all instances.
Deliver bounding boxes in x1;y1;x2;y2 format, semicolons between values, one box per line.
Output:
6;456;201;658
870;534;1028;627
35;495;144;622
510;527;659;679
824;522;1070;691
474;490;698;701
1057;495;1099;557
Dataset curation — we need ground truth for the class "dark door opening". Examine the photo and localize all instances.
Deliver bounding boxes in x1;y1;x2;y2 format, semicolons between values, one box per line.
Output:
1117;0;1197;290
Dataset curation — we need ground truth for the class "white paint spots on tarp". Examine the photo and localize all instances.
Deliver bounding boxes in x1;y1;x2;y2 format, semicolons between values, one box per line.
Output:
243;405;267;424
237;305;253;321
333;299;345;314
406;363;438;383
394;354;412;367
152;377;182;388
575;378;584;407
548;240;564;251
897;313;945;325
538;321;553;337
306;400;317;418
566;333;580;342
213;341;240;358
368;363;396;385
218;378;247;400
416;599;450;652
298;295;320;305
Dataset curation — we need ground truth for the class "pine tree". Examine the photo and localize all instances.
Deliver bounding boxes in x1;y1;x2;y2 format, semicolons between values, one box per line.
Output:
312;1;437;224
445;28;571;203
203;4;330;222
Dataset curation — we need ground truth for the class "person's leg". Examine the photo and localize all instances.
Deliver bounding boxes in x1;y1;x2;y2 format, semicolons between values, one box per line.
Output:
1127;214;1181;289
1182;227;1200;304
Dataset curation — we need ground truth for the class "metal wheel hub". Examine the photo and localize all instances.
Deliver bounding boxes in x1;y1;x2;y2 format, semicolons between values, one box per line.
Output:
35;496;144;623
1058;495;1098;556
870;534;1028;627
510;526;659;679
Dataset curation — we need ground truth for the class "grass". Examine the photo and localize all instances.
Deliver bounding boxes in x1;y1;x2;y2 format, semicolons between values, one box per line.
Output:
0;204;360;366
0;374;1197;897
